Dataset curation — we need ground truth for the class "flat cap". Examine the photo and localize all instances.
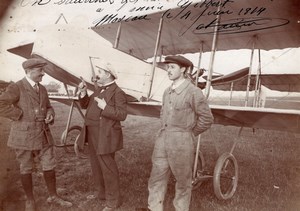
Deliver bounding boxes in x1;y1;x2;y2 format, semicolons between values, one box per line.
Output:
164;55;193;69
22;58;47;69
94;59;118;79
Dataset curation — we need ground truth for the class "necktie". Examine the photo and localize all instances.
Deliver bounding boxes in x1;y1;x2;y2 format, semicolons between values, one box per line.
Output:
33;83;39;94
100;85;110;93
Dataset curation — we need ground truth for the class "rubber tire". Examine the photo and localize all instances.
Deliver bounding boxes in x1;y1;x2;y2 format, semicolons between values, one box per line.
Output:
213;152;238;200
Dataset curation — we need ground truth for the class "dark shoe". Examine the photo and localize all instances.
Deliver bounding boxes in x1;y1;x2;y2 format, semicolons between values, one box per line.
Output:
135;208;151;211
47;195;72;207
25;200;36;211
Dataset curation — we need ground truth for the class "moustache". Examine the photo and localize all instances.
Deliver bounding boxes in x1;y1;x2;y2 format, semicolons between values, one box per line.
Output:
91;75;100;82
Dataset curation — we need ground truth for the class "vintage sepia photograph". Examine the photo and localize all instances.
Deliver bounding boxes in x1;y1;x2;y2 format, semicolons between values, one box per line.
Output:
0;0;299;210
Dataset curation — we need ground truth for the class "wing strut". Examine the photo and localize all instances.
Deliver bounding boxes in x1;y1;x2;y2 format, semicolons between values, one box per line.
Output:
229;82;234;105
195;41;204;86
147;15;164;101
253;49;262;107
89;56;99;90
114;22;122;49
244;35;256;106
205;1;222;99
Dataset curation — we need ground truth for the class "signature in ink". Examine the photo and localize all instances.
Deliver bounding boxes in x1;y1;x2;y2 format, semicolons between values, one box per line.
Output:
191;17;290;35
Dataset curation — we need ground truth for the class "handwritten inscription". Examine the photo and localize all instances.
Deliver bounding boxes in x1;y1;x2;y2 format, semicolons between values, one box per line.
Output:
161;0;288;36
54;0;115;5
19;0;289;36
192;17;290;35
93;13;150;26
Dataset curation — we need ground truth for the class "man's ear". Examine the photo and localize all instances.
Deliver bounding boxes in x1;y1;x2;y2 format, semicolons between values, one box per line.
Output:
107;72;114;80
180;66;187;74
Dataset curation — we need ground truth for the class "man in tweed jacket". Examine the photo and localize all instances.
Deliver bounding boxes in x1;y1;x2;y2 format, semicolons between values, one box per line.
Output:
0;58;72;211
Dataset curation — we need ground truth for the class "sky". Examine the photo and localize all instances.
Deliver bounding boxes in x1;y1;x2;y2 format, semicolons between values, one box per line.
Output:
0;0;299;97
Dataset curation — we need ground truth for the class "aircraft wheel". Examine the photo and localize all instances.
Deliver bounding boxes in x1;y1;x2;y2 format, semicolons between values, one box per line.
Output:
213;152;238;200
192;150;205;190
61;125;82;153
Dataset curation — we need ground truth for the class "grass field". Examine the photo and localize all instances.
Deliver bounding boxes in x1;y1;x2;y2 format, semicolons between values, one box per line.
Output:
1;101;300;211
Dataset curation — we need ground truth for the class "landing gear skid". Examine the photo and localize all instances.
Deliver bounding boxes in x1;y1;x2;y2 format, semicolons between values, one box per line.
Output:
60;125;82;153
56;98;87;158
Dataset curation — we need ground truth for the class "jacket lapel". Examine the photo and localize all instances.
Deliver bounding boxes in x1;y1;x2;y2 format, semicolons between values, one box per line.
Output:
22;78;40;103
104;83;117;103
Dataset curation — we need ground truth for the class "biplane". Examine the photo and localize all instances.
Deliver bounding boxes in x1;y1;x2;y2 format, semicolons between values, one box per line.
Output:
7;0;300;201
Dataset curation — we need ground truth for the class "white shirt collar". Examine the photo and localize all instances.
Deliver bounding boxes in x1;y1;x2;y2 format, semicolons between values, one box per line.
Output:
25;76;37;87
101;80;115;87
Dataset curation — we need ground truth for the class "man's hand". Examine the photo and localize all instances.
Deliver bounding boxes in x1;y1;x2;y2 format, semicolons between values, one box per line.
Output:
78;76;87;97
45;113;54;124
94;97;107;110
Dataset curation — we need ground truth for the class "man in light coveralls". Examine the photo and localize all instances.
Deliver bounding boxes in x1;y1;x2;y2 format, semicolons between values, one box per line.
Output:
147;55;214;211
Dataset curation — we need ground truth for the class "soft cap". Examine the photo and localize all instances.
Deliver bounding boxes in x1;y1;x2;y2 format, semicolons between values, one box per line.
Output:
164;55;193;69
22;58;47;69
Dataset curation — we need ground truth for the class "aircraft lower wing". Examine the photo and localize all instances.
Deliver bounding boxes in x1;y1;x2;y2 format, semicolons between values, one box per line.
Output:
50;96;300;134
210;105;300;133
126;102;300;134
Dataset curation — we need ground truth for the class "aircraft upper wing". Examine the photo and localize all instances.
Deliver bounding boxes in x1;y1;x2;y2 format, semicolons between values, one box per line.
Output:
212;73;300;92
259;74;300;92
93;0;300;59
200;67;249;89
7;0;300;60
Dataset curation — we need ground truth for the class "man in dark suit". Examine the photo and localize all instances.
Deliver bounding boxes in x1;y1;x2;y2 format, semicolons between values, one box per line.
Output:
0;58;72;211
77;60;127;211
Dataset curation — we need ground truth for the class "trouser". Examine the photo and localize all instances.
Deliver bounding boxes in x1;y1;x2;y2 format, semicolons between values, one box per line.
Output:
87;126;120;208
15;146;58;200
148;130;194;211
15;145;56;174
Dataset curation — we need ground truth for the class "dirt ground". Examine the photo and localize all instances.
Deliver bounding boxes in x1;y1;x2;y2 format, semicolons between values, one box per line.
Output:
0;102;300;211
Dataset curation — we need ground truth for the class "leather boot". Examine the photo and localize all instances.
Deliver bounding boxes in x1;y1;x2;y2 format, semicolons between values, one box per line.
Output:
20;174;36;211
43;170;73;207
43;170;57;196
